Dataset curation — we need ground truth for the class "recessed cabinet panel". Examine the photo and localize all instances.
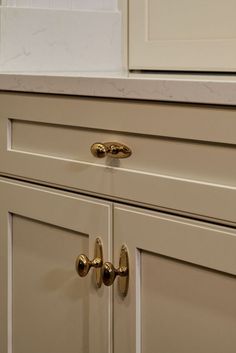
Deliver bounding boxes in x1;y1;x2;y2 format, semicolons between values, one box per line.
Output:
114;205;236;353
12;216;89;353
148;0;236;40
0;178;112;353
129;0;236;71
11;118;236;188
141;252;236;353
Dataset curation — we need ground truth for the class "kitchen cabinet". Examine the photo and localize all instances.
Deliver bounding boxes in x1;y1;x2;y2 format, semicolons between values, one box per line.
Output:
129;0;236;71
1;93;236;223
114;205;236;353
0;179;112;353
0;92;236;353
1;178;236;353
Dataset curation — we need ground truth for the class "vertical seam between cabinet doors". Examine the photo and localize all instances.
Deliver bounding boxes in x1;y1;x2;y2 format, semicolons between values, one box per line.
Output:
111;202;115;353
136;248;141;353
7;213;13;353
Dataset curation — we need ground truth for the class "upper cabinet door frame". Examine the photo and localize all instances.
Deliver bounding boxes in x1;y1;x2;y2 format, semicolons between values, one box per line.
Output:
0;178;112;353
129;0;236;71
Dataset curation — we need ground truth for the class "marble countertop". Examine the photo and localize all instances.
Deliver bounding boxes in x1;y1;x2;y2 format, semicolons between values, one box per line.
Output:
0;71;236;105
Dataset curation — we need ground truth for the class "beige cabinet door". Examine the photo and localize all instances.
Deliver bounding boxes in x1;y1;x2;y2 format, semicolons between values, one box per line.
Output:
0;178;112;353
114;205;236;353
129;0;236;71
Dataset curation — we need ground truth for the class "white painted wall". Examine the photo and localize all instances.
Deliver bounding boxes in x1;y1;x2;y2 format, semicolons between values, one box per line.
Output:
1;0;118;10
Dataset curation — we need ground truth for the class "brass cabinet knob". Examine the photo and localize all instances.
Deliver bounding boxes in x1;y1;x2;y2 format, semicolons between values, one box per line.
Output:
103;262;128;285
102;245;129;297
91;142;132;159
75;238;103;287
75;254;102;277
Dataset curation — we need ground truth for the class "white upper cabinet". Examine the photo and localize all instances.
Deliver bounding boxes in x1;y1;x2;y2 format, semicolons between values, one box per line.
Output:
129;0;236;71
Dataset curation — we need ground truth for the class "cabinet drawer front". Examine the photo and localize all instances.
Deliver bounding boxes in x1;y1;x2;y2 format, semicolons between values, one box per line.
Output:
114;205;236;353
1;93;236;223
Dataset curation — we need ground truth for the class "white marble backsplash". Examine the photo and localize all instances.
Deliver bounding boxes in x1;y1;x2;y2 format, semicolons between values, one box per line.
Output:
1;0;118;10
0;6;122;72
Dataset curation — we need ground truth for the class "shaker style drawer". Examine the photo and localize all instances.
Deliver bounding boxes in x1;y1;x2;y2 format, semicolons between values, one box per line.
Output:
1;92;236;223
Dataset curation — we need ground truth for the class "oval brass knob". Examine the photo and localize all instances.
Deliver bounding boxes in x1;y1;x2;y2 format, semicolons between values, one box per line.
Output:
102;245;129;296
75;238;103;287
91;142;132;159
103;262;128;285
75;254;102;277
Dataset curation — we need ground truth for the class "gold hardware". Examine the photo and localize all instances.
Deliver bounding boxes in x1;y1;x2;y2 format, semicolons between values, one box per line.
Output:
91;142;132;159
75;238;103;288
102;245;129;297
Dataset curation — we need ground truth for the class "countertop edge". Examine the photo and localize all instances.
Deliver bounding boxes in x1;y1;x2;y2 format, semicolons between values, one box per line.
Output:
0;73;236;105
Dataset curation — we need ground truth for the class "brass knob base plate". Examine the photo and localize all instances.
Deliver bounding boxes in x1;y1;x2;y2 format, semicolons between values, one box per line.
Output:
118;245;129;297
94;238;103;288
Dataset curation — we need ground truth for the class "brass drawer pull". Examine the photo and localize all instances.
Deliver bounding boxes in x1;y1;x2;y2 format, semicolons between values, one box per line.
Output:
75;238;103;288
102;245;129;297
91;142;132;159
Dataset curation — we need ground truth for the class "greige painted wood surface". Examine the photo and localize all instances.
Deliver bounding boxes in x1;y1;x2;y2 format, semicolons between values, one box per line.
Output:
0;92;236;353
1;93;236;223
114;204;236;353
0;178;112;353
129;0;236;71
